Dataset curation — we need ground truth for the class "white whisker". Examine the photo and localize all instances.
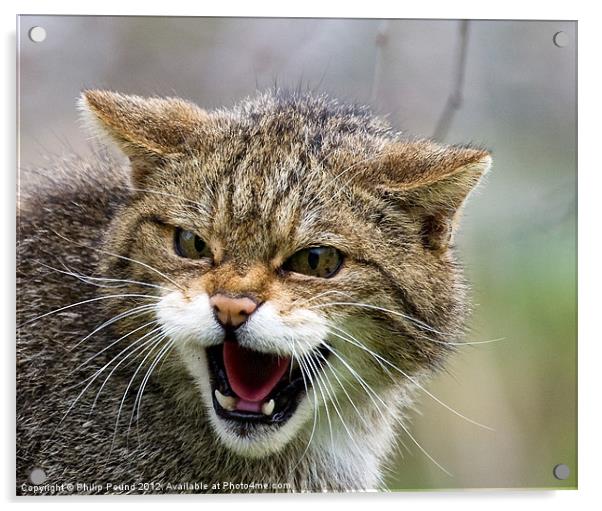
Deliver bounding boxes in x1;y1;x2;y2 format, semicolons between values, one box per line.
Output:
110;333;169;451
314;301;506;346
20;293;160;327
302;353;335;454
129;337;177;442
315;350;371;431
319;340;451;476
312;351;364;454
71;319;158;373
90;331;165;413
56;327;164;431
50;230;184;291
328;327;494;432
38;261;172;292
69;304;157;353
291;348;320;472
310;301;450;336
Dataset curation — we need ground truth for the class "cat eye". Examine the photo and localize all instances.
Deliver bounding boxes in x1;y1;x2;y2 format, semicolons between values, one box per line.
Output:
283;246;343;278
174;228;212;260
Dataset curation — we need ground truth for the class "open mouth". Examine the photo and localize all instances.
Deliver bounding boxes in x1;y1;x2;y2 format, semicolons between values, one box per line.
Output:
206;337;328;426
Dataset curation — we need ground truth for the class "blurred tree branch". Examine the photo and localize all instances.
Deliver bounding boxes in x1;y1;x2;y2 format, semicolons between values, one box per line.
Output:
433;20;470;141
370;20;389;104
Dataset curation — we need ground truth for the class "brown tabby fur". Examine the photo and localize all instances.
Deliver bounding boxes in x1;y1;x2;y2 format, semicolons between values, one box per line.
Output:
16;90;490;494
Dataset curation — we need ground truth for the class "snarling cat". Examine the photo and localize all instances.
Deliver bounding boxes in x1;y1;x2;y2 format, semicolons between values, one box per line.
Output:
16;90;490;493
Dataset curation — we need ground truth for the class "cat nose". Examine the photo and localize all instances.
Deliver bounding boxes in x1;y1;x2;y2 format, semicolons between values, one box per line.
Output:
210;294;258;329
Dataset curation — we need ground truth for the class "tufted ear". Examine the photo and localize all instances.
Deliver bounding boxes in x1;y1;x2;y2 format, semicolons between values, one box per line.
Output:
78;90;208;185
366;140;491;251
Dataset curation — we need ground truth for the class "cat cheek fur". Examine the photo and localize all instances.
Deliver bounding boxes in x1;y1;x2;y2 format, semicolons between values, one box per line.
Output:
237;302;329;357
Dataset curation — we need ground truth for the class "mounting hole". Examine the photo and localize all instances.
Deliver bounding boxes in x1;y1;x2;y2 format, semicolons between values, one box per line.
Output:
28;26;47;43
553;463;570;480
29;467;47;485
553;31;569;48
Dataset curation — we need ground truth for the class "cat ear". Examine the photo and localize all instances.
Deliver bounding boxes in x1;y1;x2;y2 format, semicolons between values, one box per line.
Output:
78;90;208;184
368;140;491;251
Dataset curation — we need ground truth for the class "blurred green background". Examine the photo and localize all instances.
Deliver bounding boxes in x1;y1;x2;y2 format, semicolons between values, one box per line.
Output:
17;17;577;489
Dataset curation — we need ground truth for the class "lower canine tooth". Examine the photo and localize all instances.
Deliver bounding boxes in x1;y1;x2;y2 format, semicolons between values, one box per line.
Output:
214;390;236;411
261;399;275;416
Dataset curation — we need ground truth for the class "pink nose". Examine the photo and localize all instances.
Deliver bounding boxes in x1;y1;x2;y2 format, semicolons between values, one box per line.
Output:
210;294;258;329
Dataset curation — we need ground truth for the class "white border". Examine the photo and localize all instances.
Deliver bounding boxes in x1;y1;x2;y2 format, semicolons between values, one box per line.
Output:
3;1;598;510
0;1;586;18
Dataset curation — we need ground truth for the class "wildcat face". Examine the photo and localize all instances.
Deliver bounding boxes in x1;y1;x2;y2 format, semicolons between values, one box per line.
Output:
82;90;490;458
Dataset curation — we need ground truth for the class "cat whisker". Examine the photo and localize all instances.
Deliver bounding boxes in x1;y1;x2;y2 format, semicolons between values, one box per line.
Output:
328;325;396;380
319;340;451;476
291;349;320;472
320;342;399;432
156;338;177;375
71;318;159;374
301;353;335;455
325;351;412;456
314;301;506;347
309;301;451;337
315;350;372;432
19;293;160;328
312;351;365;455
328;326;494;431
38;260;172;292
414;332;508;347
110;333;170;452
69;303;157;354
56;328;164;432
316;302;506;346
50;229;185;291
90;330;166;414
50;270;126;289
290;289;354;309
130;336;177;443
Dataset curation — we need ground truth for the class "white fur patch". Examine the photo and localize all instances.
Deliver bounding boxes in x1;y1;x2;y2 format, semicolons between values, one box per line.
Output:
237;302;329;357
156;291;223;347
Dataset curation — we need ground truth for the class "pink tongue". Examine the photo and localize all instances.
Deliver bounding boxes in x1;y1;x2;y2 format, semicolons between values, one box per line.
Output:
223;341;290;402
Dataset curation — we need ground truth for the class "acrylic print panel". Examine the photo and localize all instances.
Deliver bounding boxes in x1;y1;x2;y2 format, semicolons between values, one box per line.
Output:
16;16;577;494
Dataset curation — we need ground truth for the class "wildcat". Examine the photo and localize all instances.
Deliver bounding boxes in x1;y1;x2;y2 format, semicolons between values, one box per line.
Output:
16;90;490;493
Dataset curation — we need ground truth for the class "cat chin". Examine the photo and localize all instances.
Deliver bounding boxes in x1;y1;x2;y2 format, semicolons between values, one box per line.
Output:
208;397;314;458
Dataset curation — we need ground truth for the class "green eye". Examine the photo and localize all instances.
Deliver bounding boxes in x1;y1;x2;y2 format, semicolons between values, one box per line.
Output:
283;246;344;278
175;228;212;260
